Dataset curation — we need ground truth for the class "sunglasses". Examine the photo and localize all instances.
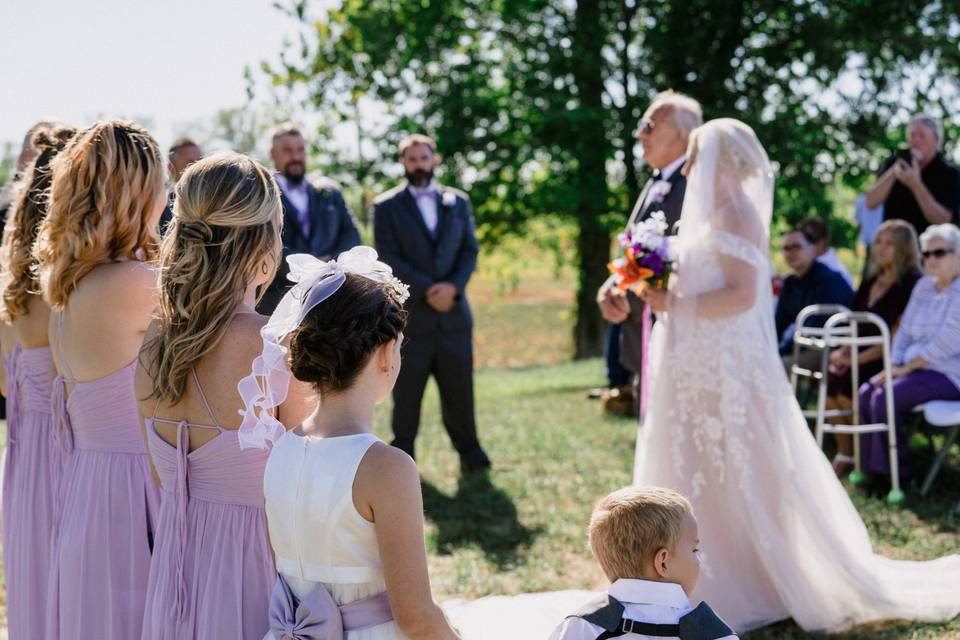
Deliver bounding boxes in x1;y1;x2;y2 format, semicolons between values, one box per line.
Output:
921;248;955;260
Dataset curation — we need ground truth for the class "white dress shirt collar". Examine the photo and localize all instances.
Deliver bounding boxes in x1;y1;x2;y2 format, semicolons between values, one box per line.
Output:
656;155;687;182
608;579;691;610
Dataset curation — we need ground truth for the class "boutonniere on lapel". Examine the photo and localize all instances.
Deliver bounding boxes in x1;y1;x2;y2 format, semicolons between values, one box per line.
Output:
441;191;457;208
650;181;673;203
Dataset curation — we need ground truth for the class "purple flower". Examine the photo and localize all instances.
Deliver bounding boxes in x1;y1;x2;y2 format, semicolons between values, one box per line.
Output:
639;251;664;274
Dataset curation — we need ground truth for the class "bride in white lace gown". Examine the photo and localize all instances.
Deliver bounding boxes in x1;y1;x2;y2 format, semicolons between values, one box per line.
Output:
634;118;960;633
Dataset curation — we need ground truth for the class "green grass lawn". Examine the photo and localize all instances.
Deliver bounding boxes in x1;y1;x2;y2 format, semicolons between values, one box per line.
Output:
381;359;959;639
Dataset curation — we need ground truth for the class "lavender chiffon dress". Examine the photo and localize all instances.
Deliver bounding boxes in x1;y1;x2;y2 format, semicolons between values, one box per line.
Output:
47;316;161;640
140;369;274;639
2;345;58;639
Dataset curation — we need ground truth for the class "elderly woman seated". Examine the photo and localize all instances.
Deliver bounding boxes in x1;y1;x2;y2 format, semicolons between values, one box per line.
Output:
858;222;960;481
825;220;922;476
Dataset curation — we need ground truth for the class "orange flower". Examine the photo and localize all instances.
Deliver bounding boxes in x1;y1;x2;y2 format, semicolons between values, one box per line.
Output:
608;248;654;295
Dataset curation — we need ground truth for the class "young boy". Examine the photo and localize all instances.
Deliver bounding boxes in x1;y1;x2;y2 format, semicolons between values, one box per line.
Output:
550;486;738;640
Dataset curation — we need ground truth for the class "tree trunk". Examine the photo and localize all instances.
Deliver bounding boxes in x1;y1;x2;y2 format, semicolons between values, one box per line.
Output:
572;0;612;358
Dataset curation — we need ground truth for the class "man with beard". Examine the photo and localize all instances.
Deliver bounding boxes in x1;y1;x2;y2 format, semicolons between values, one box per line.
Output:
258;123;361;313
373;134;491;473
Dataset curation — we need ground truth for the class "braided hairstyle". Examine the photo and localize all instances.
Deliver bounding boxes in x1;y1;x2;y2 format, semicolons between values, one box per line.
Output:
288;273;407;394
1;123;77;322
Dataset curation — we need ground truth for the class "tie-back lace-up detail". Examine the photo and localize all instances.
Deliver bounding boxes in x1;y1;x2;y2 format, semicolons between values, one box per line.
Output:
141;368;275;639
46;310;161;640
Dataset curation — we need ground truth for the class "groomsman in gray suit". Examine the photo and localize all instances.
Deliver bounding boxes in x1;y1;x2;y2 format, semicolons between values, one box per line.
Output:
258;123;362;313
596;91;702;413
374;134;491;473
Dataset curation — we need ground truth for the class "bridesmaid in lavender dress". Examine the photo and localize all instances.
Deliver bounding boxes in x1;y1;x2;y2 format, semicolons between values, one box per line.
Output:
0;123;76;640
134;153;311;639
35;120;165;640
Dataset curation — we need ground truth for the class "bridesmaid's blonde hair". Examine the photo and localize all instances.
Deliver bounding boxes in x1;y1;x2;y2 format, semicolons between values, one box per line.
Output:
1;123;77;322
143;152;282;404
589;486;693;581
36;120;164;308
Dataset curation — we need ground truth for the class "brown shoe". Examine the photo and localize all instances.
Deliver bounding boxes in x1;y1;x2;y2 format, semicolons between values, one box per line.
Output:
602;385;635;416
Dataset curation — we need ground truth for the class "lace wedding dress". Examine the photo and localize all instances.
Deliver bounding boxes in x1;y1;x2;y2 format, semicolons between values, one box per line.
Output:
633;119;960;633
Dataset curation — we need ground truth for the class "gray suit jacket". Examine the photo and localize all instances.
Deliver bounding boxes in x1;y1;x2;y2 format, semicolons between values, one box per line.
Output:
620;165;687;374
373;184;479;337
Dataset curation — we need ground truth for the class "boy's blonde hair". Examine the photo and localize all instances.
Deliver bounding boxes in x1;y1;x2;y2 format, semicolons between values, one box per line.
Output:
588;486;693;581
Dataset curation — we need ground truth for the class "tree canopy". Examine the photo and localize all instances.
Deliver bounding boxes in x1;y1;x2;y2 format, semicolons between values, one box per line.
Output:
260;0;960;355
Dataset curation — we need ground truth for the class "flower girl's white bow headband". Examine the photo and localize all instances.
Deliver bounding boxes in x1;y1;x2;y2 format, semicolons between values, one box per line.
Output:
237;246;409;450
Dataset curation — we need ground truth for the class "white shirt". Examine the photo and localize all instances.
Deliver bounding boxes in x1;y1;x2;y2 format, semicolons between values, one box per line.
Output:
658;155;687;182
817;248;854;287
408;182;439;235
548;579;738;640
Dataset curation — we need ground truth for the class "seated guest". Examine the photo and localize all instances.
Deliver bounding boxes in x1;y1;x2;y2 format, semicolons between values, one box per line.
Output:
798;216;854;287
549;486;737;640
859;223;960;480
865;113;959;235
158;137;204;233
776;227;855;374
825;220;922;476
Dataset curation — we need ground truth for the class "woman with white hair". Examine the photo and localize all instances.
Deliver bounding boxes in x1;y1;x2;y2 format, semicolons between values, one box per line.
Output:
859;222;960;480
865;113;960;234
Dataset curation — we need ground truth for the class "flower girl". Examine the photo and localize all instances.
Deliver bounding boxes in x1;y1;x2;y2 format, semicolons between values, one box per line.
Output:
238;247;461;639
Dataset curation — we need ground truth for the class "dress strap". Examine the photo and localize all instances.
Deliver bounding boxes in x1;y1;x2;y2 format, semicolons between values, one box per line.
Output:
53;310;77;383
169;419;190;622
190;368;223;430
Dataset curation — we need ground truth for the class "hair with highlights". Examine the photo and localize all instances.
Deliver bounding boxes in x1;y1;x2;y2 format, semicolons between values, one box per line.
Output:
143;152;283;404
36;120;164;309
0;124;77;322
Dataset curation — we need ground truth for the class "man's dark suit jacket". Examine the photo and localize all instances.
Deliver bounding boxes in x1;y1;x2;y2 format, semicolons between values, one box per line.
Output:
259;177;362;313
619;165;687;374
373;184;478;337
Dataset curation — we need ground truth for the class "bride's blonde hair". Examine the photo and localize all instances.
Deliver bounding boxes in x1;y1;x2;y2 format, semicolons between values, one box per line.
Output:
143;152;282;404
36;120;164;308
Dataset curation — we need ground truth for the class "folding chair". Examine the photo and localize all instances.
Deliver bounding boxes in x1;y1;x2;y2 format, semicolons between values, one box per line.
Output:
918;400;960;497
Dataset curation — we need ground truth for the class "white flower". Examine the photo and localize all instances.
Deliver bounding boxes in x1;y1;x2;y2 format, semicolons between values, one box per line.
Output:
650;180;673;202
441;191;457;207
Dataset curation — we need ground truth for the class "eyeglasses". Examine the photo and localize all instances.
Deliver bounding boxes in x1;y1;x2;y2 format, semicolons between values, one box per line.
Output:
921;248;955;260
637;121;654;136
781;243;804;253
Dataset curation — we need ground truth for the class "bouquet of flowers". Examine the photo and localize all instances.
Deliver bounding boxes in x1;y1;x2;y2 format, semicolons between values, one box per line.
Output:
608;210;672;295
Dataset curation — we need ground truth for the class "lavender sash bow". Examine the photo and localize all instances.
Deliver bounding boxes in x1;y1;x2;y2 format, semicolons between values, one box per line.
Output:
267;576;393;639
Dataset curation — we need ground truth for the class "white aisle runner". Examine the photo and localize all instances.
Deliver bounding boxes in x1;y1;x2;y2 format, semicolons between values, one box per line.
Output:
444;590;597;639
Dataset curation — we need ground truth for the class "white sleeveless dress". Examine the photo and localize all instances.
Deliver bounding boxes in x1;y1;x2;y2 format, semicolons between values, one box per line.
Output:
264;431;408;640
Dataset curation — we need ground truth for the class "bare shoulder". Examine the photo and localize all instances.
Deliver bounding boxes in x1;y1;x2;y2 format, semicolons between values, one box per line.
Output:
358;441;420;489
76;261;157;307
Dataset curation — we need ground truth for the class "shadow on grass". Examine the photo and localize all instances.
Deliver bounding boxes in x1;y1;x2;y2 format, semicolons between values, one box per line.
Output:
745;618;958;639
421;472;543;569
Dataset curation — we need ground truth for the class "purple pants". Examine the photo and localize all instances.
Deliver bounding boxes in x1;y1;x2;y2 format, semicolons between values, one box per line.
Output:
858;368;960;477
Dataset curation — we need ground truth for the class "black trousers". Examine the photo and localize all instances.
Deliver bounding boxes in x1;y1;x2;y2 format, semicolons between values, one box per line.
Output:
391;330;483;460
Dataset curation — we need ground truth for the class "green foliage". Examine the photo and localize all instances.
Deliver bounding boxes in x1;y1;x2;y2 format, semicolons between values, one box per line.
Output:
257;0;960;355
